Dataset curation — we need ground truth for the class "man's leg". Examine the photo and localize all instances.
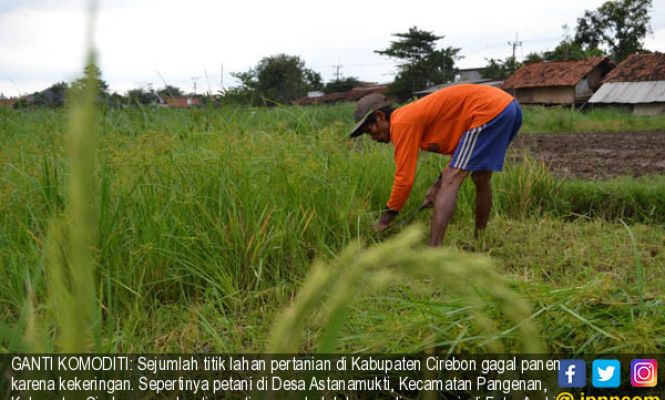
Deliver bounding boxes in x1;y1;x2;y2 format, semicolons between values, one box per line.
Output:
429;166;469;247
471;171;493;238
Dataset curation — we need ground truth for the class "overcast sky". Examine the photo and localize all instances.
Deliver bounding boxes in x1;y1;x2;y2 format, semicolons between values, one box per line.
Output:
1;0;664;97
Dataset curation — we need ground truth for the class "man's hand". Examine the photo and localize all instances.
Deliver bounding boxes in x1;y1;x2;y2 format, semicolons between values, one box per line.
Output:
374;210;397;233
422;174;442;209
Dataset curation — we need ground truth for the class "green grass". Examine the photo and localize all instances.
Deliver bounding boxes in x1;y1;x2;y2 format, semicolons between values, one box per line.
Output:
2;101;665;142
340;217;665;354
1;103;664;353
521;105;665;133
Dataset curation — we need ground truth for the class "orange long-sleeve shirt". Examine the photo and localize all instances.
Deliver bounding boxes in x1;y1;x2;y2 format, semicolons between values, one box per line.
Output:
386;84;514;211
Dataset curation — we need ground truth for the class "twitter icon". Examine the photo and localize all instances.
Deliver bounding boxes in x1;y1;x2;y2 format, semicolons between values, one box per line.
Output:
593;359;621;388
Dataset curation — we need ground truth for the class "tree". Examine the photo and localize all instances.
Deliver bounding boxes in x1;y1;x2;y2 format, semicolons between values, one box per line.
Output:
544;40;605;61
218;86;256;106
525;25;606;63
35;82;68;107
232;54;322;105
376;26;461;101
323;77;361;94
304;70;324;92
539;24;605;61
574;0;652;62
13;82;68;108
481;56;521;80
70;63;109;99
107;92;125;108
157;85;184;98
524;52;544;64
126;88;159;105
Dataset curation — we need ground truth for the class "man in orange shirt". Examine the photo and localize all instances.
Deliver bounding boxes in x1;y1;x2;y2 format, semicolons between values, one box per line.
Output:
349;84;522;246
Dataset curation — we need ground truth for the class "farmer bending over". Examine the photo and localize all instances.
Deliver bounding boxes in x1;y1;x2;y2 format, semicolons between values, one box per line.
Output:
349;85;522;246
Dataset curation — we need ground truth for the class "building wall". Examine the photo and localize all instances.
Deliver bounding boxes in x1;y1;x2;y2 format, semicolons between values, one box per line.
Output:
586;68;605;91
575;79;593;99
459;69;483;81
572;68;608;102
633;103;665;116
513;87;575;104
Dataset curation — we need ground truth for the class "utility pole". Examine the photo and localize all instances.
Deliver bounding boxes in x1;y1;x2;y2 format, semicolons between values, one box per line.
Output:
508;32;523;61
190;76;200;94
507;32;523;73
333;58;343;81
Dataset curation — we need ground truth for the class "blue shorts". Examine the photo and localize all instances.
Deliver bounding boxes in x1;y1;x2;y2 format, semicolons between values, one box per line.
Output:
449;100;522;171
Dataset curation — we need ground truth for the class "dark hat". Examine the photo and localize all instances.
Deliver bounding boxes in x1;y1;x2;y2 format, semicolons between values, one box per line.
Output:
349;93;390;138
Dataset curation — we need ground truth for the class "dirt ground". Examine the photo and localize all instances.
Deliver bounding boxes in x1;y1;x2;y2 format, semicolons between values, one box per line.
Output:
512;132;665;179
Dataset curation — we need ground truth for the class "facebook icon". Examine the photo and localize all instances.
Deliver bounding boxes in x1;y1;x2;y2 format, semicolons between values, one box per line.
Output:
559;359;587;388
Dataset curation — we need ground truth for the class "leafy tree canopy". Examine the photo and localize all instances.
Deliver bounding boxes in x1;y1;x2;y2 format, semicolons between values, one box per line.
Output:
13;81;69;108
126;88;159;105
481;57;521;80
574;0;652;62
526;25;606;63
376;26;461;101
524;52;544;64
157;85;184;98
232;54;322;105
70;63;109;99
323;77;361;94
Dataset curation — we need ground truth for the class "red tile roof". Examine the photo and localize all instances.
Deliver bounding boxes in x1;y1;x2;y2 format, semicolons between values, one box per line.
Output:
502;56;610;89
163;96;202;108
294;86;387;105
602;52;665;83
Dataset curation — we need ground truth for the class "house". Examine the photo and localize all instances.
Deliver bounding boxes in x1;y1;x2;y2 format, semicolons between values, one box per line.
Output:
294;84;388;106
501;57;614;107
0;98;16;108
161;96;203;108
588;52;665;116
457;67;486;81
413;78;504;98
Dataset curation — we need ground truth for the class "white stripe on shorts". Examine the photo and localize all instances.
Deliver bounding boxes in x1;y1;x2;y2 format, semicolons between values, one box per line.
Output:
453;126;482;169
460;124;484;169
452;127;476;168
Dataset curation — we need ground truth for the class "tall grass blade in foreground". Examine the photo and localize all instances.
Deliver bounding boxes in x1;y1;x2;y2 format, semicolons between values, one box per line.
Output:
42;0;101;352
619;220;645;315
268;225;543;353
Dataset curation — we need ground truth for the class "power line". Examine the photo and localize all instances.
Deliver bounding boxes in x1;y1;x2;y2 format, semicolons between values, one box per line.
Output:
113;58;400;92
309;61;396;68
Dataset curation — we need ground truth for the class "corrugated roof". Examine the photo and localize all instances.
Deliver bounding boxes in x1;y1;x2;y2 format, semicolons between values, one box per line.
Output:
502;57;609;89
589;81;665;103
602;52;665;83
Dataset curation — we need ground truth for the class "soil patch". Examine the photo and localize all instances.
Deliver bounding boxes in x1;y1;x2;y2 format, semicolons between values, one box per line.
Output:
512;132;665;179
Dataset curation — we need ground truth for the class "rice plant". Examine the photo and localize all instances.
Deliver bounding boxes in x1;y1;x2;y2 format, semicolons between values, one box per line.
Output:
1;84;664;353
269;225;543;353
